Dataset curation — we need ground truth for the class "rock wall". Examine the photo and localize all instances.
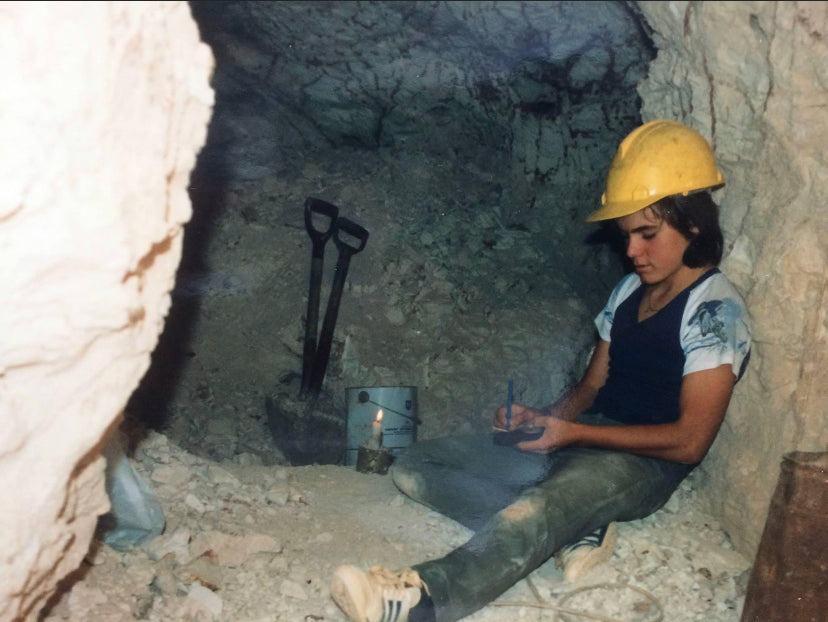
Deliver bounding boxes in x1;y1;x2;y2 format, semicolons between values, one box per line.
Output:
188;0;654;302
0;3;213;619
637;0;828;557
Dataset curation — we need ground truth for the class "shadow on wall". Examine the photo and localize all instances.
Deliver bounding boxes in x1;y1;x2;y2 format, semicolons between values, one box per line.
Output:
125;141;231;429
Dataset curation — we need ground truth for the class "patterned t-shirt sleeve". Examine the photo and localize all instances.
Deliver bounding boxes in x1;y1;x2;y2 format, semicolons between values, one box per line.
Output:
594;273;641;342
681;274;751;379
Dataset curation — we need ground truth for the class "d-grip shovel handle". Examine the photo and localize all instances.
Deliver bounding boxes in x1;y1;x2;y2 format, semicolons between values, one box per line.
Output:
307;217;369;395
332;215;369;256
304;197;339;257
300;197;339;396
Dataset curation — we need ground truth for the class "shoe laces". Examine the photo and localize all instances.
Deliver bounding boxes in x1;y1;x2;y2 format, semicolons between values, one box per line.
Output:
367;565;430;596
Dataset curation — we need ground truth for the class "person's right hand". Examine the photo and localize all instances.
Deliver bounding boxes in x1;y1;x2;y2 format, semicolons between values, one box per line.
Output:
493;403;541;430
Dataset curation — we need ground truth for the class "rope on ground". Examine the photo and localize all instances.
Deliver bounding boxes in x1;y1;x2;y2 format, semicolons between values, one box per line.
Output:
489;579;664;622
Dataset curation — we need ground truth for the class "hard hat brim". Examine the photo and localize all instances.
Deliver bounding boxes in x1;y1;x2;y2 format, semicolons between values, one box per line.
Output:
585;184;724;223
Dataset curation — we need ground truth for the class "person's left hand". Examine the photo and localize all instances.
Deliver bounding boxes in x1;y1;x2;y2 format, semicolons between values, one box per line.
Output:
493;403;539;430
517;416;576;453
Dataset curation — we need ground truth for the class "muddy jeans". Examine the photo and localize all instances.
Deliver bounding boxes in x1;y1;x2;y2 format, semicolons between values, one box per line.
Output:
390;414;694;622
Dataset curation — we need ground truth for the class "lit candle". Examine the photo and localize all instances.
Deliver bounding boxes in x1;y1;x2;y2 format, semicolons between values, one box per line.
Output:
369;409;384;449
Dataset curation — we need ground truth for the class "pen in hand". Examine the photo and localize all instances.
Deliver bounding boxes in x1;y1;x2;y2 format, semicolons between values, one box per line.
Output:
493;379;544;445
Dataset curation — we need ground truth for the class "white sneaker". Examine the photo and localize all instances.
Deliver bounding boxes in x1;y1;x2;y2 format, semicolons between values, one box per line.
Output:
556;522;618;582
330;564;428;622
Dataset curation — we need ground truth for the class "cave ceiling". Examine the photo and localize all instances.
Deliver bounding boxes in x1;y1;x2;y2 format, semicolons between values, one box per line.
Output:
188;1;655;179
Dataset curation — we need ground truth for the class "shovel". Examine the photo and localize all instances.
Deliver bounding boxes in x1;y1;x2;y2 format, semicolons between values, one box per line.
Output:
266;198;368;465
307;216;369;395
299;197;339;397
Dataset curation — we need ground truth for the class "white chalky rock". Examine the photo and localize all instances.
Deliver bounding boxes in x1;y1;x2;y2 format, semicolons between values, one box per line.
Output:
187;583;223;617
143;526;192;563
280;578;309;600
190;531;282;567
184;493;206;514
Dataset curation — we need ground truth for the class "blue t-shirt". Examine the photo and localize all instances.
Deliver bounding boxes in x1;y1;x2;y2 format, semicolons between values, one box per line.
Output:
589;268;751;425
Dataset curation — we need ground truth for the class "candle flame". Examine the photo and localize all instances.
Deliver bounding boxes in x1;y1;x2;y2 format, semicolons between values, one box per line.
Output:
376;409;384;423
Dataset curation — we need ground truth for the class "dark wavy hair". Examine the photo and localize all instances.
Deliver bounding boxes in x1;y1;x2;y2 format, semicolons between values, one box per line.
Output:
649;192;724;267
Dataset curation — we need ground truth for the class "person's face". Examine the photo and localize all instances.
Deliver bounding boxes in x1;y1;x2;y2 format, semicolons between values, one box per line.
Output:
616;206;692;286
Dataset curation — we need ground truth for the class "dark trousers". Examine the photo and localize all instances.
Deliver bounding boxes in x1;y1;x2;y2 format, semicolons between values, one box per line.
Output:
391;414;693;622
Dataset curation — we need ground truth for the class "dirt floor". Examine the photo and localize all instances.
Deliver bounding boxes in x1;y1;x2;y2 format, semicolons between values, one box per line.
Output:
41;428;751;622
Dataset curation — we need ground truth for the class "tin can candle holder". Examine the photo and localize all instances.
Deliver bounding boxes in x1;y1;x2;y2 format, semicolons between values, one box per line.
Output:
355;443;394;475
345;386;418;466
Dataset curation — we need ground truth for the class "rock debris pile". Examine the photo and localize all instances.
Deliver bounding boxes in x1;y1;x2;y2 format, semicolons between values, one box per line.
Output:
43;430;750;621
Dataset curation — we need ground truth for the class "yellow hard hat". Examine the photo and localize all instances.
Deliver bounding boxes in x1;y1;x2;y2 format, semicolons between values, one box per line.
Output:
586;119;724;222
